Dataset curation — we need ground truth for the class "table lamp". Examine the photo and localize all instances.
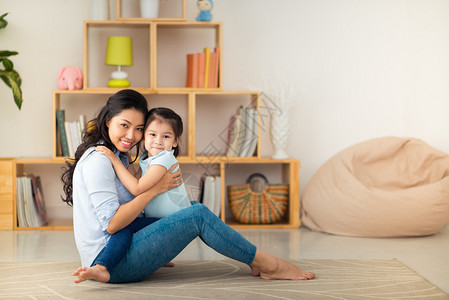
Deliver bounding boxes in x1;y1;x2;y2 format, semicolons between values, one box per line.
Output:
105;36;133;87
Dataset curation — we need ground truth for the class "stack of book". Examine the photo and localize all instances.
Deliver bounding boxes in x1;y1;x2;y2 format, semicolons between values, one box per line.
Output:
16;176;48;228
226;106;259;157
56;110;86;157
185;47;220;88
199;175;221;217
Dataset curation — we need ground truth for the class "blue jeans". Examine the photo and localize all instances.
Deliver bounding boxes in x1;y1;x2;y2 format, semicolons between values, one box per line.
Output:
94;217;159;273
92;202;257;283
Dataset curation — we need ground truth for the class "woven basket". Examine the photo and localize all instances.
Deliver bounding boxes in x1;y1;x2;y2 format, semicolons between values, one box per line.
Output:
227;173;288;224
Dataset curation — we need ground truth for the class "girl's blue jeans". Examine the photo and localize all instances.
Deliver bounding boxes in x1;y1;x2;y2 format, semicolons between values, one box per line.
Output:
92;201;257;283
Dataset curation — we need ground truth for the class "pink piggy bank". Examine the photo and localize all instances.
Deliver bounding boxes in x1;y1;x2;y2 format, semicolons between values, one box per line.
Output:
57;66;83;90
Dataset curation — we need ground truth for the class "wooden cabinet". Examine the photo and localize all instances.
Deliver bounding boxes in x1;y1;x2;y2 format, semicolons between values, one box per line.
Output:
0;159;14;230
1;0;302;230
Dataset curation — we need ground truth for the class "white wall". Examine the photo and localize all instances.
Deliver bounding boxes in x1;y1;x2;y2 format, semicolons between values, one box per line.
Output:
1;0;449;195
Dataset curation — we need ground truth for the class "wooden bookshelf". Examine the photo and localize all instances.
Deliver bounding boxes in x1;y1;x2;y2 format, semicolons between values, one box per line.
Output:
0;0;302;230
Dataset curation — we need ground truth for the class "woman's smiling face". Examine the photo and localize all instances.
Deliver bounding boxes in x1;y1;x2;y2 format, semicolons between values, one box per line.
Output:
107;108;145;152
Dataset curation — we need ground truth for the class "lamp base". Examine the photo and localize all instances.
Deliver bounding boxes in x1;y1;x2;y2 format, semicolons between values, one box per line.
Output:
108;79;130;87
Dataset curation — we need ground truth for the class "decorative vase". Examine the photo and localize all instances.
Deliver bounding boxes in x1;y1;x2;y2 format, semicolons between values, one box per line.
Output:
270;110;290;159
140;0;159;18
90;0;109;20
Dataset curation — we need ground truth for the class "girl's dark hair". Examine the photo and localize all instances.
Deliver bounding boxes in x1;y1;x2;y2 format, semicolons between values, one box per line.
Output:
61;89;148;206
146;107;183;157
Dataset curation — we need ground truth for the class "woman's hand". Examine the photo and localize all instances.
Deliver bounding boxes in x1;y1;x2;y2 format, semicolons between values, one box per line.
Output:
154;163;182;195
107;164;182;234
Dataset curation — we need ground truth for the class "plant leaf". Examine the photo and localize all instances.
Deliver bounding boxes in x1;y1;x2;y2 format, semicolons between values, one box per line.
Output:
2;58;13;71
0;50;18;58
0;70;23;109
0;74;11;88
0;13;8;30
0;70;21;87
10;77;23;109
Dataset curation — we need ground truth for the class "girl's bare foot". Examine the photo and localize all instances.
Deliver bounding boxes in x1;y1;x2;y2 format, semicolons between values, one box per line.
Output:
164;261;175;267
250;265;261;277
251;250;315;280
72;264;110;283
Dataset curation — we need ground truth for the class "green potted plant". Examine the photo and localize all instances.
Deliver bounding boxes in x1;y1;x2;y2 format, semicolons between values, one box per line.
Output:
0;13;23;110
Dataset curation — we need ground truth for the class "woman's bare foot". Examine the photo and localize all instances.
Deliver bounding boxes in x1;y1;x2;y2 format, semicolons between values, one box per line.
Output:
72;264;110;283
251;250;315;280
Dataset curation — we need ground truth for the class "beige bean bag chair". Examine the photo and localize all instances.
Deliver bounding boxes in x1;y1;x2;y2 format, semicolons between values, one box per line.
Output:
301;137;449;237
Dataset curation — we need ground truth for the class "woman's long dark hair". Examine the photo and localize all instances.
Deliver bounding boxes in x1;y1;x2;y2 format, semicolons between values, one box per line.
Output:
146;107;183;157
61;89;148;206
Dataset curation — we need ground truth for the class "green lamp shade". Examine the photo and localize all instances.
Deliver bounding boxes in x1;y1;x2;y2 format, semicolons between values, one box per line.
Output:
105;36;133;66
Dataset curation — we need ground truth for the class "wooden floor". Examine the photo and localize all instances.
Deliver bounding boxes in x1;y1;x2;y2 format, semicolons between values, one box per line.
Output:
0;225;448;294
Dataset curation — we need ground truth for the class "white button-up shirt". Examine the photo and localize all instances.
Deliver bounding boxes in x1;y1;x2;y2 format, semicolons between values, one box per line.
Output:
72;147;134;267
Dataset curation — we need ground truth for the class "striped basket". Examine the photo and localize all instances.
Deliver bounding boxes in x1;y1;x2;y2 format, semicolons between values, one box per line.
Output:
227;173;289;224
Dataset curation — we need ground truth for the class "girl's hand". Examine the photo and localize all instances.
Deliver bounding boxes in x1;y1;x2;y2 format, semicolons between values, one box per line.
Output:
154;163;182;194
96;146;115;160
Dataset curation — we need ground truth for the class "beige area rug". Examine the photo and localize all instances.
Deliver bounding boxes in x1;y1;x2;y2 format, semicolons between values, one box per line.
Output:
0;259;447;300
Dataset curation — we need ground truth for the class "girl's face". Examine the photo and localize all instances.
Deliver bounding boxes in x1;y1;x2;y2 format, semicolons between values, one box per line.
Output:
107;108;145;153
144;119;178;157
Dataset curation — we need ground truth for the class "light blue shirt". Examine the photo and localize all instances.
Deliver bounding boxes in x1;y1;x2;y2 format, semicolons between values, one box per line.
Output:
139;150;191;218
73;147;134;267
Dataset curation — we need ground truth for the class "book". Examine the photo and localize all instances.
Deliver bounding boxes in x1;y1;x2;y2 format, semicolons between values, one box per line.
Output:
226;106;246;157
208;52;217;88
200;175;221;217
238;107;251;156
213;176;221;217
203;47;211;88
31;176;48;224
186;53;199;88
213;47;220;88
239;107;258;157
245;108;259;157
64;121;74;157
16;177;27;227
197;52;205;88
22;177;35;227
65;120;82;157
56;110;70;157
79;114;86;134
200;175;211;209
70;121;81;155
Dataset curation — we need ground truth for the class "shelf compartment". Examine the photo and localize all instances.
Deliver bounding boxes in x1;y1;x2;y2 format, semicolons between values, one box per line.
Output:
117;0;186;22
53;91;114;159
223;160;301;229
13;159;73;231
84;21;152;89
154;22;222;90
194;91;260;158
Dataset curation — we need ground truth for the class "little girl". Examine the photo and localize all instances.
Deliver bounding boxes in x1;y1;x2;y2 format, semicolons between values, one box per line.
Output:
97;107;191;218
79;107;191;283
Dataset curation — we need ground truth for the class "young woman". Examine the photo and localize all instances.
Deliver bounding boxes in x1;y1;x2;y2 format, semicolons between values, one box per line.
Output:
88;107;191;282
62;89;315;283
